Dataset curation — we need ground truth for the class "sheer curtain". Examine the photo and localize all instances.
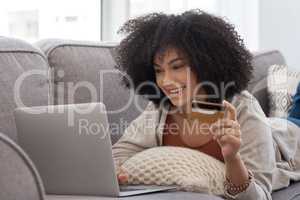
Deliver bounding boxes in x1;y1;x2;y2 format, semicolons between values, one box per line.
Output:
0;0;101;43
101;0;259;51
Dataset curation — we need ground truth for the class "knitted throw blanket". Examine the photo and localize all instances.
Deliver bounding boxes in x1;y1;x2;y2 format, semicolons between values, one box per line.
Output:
121;146;225;195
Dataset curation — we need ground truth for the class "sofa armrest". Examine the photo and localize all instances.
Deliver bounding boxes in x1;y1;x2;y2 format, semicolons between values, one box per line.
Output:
0;132;45;200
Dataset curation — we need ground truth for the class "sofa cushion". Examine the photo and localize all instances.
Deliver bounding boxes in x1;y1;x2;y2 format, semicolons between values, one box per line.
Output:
267;64;300;118
121;146;225;195
0;37;50;141
36;39;149;144
248;50;287;116
0;132;45;200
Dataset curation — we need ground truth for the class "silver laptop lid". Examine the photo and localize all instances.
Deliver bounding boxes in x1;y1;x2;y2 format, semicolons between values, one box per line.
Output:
14;102;120;196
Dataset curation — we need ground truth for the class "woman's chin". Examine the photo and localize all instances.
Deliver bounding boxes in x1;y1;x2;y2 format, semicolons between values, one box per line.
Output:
169;98;189;108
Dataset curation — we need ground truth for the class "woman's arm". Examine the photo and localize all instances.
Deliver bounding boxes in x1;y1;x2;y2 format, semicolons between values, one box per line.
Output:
112;102;159;169
211;93;275;200
211;100;249;187
225;154;249;188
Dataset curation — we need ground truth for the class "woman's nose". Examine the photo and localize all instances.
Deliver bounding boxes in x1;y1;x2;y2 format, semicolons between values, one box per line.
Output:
161;72;181;88
162;71;174;84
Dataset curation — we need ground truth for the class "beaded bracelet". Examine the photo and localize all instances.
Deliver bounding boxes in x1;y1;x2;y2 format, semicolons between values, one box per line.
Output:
224;170;254;196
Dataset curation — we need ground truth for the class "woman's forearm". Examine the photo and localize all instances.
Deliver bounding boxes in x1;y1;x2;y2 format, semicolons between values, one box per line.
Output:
225;153;249;185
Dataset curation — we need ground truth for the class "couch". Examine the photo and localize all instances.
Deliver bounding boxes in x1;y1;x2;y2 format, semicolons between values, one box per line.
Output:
0;37;300;200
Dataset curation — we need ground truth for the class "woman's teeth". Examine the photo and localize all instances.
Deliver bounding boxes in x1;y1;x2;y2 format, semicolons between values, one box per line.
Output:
169;86;185;95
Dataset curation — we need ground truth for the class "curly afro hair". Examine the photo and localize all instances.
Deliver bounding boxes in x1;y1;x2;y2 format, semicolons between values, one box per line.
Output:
115;9;253;107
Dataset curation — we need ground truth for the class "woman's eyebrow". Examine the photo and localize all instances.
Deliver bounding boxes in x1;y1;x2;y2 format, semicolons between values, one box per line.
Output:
154;57;184;68
153;63;161;68
168;57;184;65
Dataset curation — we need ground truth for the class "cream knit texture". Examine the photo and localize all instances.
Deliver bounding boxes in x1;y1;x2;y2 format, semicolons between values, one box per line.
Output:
121;146;225;195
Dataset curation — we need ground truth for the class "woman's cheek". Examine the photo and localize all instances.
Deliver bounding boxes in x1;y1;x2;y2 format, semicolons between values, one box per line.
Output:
155;76;163;89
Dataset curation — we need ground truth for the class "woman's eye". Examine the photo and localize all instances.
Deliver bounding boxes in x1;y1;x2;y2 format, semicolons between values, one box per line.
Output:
154;69;162;73
173;64;184;69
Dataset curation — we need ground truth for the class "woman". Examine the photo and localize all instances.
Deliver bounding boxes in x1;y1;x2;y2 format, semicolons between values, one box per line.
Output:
112;10;300;200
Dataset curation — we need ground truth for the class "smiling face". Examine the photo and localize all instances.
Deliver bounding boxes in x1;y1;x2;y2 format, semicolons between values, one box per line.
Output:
154;48;206;110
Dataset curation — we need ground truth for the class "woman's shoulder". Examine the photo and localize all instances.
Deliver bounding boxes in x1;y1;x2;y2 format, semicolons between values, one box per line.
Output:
231;90;265;114
142;101;162;115
231;90;270;128
131;101;161;125
231;90;257;105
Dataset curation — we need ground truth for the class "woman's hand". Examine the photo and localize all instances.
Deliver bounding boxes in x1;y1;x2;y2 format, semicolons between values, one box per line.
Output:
117;166;129;185
210;101;250;190
210;100;241;163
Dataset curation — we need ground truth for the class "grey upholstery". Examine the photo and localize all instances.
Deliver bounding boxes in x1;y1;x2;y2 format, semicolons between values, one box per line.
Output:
0;37;50;141
36;39;149;144
272;181;300;200
248;50;287;116
0;37;297;199
35;40;288;143
0;132;45;200
34;39;300;199
45;192;224;200
46;185;300;200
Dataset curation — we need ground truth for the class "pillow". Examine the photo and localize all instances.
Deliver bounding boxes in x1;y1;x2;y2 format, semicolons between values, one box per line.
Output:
121;146;225;196
267;65;300;118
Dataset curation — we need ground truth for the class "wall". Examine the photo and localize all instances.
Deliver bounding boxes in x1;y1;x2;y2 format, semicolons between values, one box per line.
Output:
259;0;300;71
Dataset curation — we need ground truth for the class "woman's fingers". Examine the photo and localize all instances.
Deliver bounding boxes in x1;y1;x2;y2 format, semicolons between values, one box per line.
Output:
118;173;129;184
209;101;242;161
223;100;237;121
216;134;241;156
212;128;241;139
210;119;241;138
209;119;240;139
210;119;240;131
117;167;129;185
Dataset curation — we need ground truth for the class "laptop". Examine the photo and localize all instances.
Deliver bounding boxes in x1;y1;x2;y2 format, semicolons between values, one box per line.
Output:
14;102;176;197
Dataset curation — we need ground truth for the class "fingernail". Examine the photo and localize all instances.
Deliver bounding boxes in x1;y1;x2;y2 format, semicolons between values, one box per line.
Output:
222;100;226;105
119;176;128;182
119;174;127;178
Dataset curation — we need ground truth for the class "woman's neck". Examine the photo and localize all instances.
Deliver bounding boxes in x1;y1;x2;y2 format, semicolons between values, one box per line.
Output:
169;102;192;115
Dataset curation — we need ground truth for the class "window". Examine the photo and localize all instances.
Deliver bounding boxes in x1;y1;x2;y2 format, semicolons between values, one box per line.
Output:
102;0;219;42
130;0;218;17
0;0;258;51
102;0;259;51
0;0;101;43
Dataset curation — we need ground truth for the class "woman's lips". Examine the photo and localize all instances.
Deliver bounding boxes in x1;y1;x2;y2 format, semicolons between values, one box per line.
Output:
165;86;186;97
